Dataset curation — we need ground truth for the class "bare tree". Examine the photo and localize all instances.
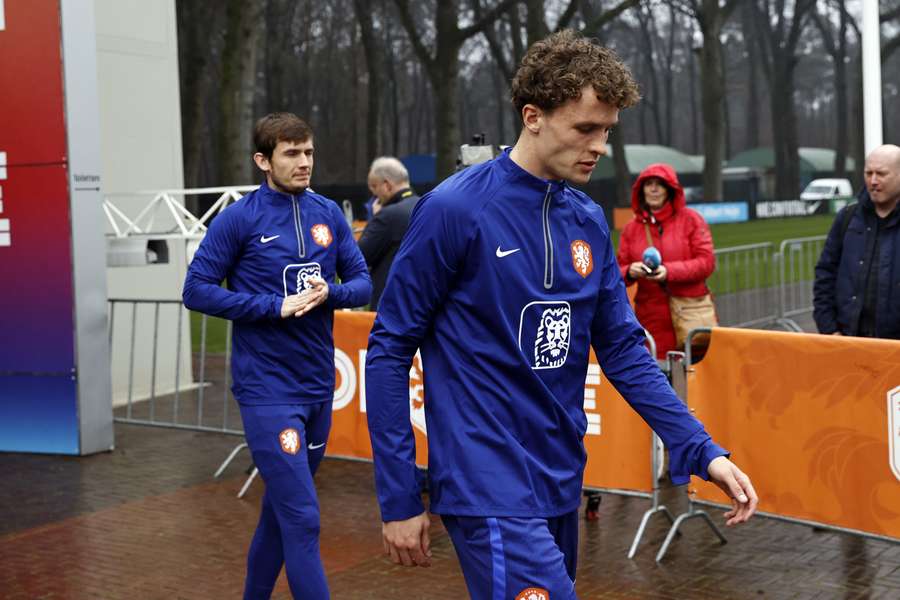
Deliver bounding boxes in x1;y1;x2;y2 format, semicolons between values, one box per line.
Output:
749;0;817;200
393;0;519;178
675;0;739;201
177;1;227;198
354;0;383;163
812;0;853;180
219;0;265;185
883;3;900;61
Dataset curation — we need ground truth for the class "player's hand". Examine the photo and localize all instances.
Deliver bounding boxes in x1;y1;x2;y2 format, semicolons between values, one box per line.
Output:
628;262;650;279
832;331;843;336
280;294;306;318
647;264;668;282
382;512;432;567
707;455;758;526
293;277;329;317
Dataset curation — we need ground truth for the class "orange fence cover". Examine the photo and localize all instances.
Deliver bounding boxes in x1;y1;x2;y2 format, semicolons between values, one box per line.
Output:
328;311;653;493
688;327;900;539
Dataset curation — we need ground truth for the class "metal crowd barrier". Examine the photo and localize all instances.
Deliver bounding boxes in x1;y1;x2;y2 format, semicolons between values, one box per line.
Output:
109;298;243;437
708;242;779;329
776;235;827;332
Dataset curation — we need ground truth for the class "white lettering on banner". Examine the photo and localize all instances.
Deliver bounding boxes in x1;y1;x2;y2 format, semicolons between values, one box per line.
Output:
358;349;367;413
0;151;8;247
584;363;602;436
333;346;426;435
332;348;356;411
409;351;427;435
889;385;900;483
0;1;5;31
757;200;822;218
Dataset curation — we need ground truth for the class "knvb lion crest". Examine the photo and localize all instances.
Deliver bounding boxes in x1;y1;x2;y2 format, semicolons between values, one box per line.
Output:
310;223;333;248
570;239;593;278
534;307;570;368
889;385;900;483
518;301;571;370
515;587;549;600
279;428;300;455
282;262;322;296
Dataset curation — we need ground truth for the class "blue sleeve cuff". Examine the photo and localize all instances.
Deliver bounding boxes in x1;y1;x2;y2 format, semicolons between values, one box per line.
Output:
668;436;729;485
272;294;282;319
379;495;427;523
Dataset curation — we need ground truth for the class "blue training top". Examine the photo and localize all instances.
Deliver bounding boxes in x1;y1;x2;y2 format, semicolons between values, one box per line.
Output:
366;150;727;522
183;181;372;405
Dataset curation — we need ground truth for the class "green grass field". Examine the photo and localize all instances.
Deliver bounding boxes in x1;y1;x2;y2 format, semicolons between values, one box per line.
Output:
190;312;230;354
609;214;833;250
191;214;836;353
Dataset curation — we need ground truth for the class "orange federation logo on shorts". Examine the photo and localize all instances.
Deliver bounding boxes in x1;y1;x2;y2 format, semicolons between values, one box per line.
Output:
516;587;549;600
311;223;333;248
279;428;300;455
570;239;593;278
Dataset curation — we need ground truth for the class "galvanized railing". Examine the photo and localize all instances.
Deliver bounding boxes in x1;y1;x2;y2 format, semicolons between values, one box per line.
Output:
777;235;827;331
109;299;243;436
708;242;779;329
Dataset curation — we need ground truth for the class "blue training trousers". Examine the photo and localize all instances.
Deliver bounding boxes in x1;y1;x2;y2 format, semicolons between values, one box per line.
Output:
239;402;332;600
441;510;580;600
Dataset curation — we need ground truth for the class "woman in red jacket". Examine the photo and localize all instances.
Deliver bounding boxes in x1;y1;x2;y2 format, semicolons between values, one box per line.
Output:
617;163;716;358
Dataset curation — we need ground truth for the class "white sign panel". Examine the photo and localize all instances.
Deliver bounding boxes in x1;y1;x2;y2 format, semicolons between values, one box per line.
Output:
889;385;900;483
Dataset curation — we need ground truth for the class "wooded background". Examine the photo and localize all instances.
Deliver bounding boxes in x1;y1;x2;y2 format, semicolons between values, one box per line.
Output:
176;0;900;204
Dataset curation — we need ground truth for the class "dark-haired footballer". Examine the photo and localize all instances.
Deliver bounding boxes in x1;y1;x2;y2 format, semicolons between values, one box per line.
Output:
184;113;371;600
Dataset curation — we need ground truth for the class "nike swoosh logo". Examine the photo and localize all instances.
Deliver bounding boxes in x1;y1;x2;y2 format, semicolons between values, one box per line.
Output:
260;234;280;243
307;442;326;450
496;246;520;258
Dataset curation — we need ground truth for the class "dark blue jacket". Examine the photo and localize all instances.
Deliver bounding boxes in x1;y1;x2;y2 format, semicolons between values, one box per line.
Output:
183;182;372;404
365;150;726;522
358;189;419;310
813;188;900;339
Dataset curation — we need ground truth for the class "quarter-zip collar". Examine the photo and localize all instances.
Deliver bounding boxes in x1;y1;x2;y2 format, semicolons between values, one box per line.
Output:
258;179;308;205
258;180;307;258
494;149;563;290
497;148;567;196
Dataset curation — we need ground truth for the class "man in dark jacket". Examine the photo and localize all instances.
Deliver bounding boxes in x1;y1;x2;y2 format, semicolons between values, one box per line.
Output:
358;157;419;309
814;144;900;339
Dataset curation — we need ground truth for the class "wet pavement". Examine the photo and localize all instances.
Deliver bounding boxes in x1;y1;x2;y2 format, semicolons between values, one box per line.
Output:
2;419;900;599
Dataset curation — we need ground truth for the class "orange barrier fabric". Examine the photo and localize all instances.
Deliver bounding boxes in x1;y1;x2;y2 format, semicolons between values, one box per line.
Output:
688;327;900;539
328;311;653;493
351;220;367;241
613;207;632;231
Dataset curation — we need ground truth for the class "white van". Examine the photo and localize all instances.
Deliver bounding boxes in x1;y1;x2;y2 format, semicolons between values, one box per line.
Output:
800;178;853;201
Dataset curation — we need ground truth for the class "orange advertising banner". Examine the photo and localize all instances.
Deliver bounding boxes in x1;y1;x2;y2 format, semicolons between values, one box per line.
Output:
327;311;653;493
688;327;900;539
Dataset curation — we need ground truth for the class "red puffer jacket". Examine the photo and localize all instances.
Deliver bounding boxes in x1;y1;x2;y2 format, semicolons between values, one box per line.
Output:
616;163;715;357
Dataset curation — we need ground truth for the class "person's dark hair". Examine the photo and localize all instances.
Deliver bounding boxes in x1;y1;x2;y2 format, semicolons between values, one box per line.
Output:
640;178;675;208
253;112;313;159
510;29;641;115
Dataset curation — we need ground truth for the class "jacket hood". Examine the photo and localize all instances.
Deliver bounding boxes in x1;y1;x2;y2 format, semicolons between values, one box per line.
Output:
631;163;686;220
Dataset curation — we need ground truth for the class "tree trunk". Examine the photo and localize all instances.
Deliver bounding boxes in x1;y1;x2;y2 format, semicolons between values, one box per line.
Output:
834;3;849;179
696;0;731;202
220;0;263;186
610;126;630;207
770;65;800;200
742;1;760;150
354;0;382;164
431;54;462;177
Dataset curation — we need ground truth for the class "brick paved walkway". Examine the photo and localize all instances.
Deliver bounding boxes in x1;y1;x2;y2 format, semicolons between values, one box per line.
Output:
2;421;899;599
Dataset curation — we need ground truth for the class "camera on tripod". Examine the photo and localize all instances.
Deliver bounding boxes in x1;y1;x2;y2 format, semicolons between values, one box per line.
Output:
456;133;506;170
